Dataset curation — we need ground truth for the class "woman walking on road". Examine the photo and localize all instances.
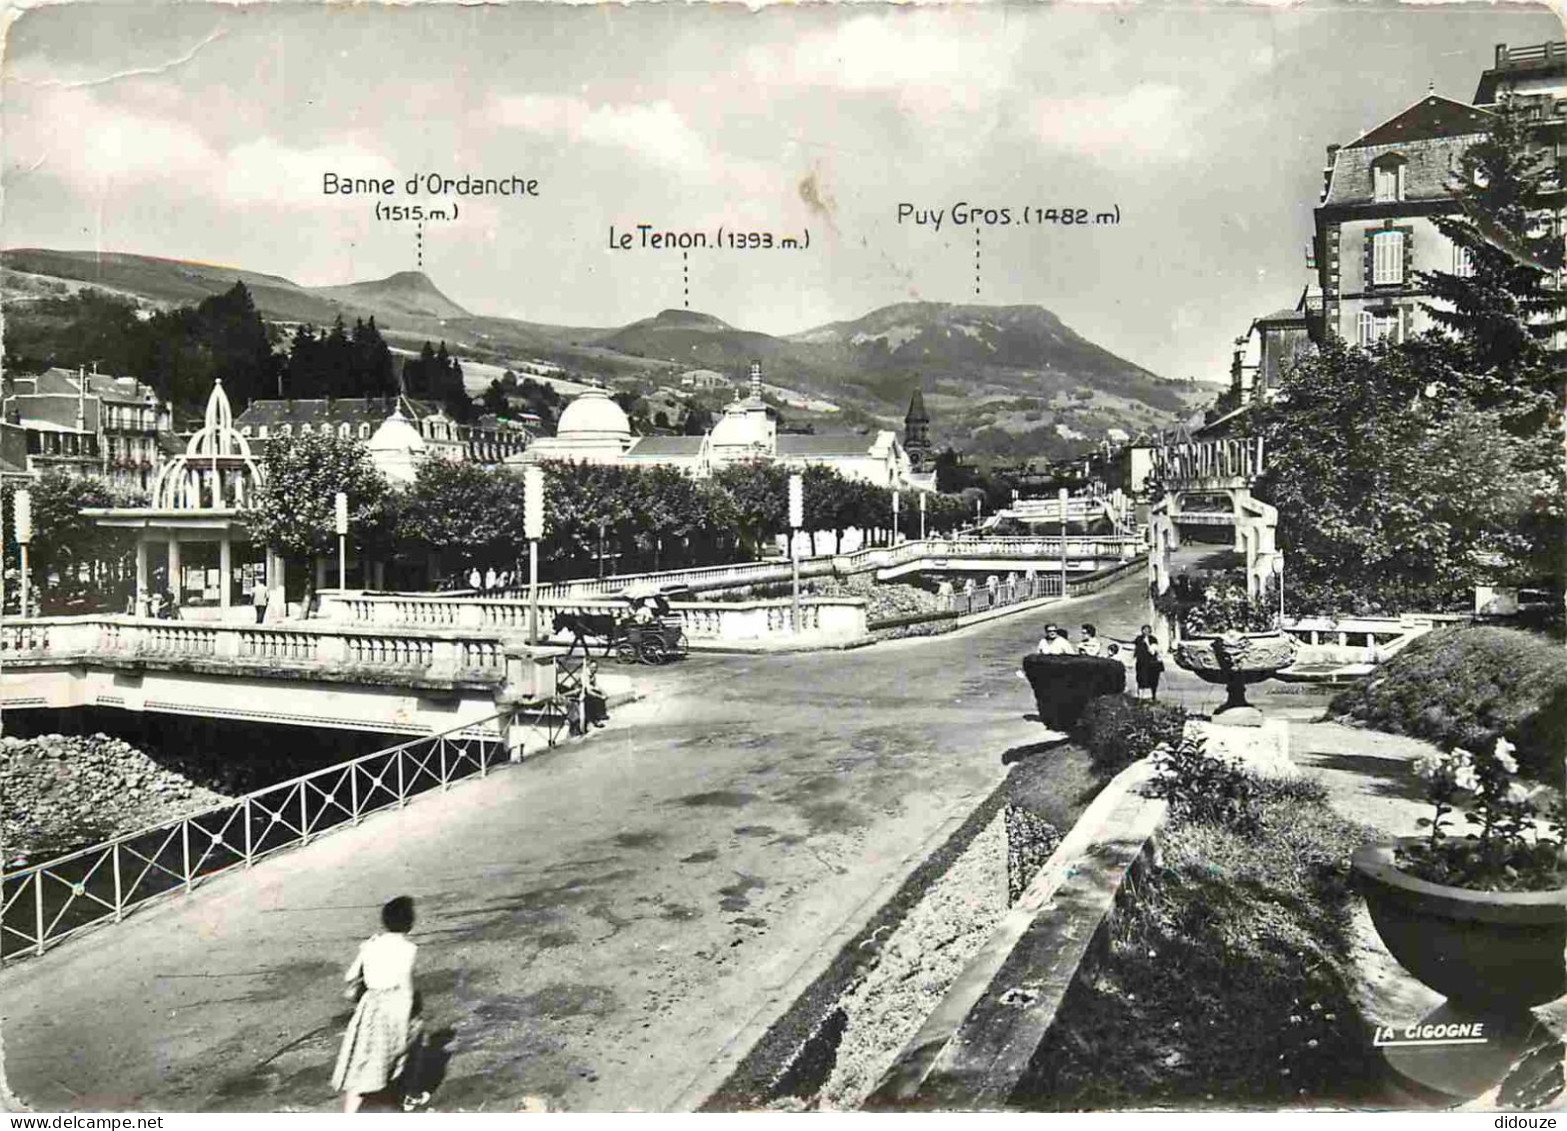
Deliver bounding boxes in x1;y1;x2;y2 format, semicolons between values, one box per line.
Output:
1133;624;1164;701
333;896;426;1113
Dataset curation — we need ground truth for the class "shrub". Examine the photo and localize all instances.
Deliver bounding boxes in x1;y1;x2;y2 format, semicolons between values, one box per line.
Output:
1329;626;1567;782
1077;694;1186;774
1148;735;1261;833
1017;785;1379;1108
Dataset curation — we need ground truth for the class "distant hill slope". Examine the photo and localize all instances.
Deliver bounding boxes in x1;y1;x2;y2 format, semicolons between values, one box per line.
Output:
594;308;804;370
310;270;471;321
2;248;1205;456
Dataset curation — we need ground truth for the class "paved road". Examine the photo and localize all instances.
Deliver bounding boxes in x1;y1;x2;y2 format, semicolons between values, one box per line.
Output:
1;564;1315;1113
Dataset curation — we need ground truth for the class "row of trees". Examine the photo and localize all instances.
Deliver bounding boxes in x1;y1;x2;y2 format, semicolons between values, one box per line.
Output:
1251;98;1565;616
244;432;981;590
283;316;398;402
4;284;282;414
4;281;479;422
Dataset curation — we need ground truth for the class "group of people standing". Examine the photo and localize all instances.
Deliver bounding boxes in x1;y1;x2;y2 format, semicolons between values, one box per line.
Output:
1035;621;1166;700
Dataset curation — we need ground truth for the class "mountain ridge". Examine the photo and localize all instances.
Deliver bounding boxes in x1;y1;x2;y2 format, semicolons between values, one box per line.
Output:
2;247;1203;451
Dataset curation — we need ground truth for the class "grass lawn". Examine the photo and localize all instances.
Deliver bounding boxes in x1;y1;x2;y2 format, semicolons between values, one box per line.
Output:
1014;782;1385;1110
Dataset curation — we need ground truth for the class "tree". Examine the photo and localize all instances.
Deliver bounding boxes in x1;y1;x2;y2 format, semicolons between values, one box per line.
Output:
712;462;789;558
1420;98;1566;412
350;317;398;398
681;406;715;436
396;459;521;574
2;472;141;609
244;431;392;606
1255;337;1562;614
480;379;510;415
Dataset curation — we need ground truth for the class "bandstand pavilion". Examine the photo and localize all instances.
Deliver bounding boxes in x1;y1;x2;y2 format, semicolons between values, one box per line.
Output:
84;380;279;620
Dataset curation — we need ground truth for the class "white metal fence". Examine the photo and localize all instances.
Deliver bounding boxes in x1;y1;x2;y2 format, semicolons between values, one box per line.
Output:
0;705;565;964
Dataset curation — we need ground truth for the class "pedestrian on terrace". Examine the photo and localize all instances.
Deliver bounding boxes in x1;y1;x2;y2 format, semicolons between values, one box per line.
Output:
1134;624;1164;701
334;896;427;1113
1078;624;1102;657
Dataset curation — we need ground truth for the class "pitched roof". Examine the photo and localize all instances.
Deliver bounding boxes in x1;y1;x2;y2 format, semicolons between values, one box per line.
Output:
1322;129;1480;208
1346;95;1492;150
26;368;161;404
2;394;101;432
623;435;707;459
776;434;879;458
235;395;438;428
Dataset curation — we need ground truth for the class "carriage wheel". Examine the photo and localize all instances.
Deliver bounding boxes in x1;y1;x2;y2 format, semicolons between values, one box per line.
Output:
639;639;667;665
614;641;637;664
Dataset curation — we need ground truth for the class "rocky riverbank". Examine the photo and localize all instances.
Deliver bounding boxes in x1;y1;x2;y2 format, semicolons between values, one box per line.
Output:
1;733;231;867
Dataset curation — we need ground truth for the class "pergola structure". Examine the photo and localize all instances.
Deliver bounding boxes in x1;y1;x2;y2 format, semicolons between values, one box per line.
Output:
85;380;281;620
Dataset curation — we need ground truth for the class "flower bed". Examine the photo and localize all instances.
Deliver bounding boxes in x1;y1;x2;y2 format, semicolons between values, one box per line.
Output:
1014;740;1380;1109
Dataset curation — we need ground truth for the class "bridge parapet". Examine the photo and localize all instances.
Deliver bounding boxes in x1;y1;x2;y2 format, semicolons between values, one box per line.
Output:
1;616;513;686
464;535;1144;602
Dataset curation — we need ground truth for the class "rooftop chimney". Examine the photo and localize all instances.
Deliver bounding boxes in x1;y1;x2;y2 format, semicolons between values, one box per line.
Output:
1497;43;1509;67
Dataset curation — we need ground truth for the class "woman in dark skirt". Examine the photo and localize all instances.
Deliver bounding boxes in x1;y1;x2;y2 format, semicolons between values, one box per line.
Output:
1133;624;1164;701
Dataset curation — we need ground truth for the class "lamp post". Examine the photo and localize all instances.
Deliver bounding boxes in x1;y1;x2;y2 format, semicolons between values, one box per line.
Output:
1058;486;1069;597
1273;552;1286;627
788;473;803;631
919;491;927;542
892;490;901;546
13;488;32;619
334;491;348;591
524;466;545;646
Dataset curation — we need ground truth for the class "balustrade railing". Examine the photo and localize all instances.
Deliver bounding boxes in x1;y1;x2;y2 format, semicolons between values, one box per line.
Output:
0;617;506;682
0;710;569;963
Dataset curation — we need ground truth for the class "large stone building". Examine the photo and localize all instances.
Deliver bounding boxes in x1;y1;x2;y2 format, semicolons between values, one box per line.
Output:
1311;93;1494;347
510;361;937;491
2;367;174;490
235;395;530;483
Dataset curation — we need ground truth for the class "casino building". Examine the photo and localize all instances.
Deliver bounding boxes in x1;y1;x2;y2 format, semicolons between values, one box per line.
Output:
509;362;939;492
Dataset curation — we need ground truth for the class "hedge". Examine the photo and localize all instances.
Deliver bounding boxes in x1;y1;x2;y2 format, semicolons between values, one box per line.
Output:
1329;626;1567;782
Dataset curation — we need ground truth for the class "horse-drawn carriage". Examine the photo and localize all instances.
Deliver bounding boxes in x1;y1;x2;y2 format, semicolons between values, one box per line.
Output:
552;586;691;665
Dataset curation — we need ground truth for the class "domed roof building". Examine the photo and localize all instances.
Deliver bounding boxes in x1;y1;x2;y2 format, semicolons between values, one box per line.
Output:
512;386;637;466
367;405;429;484
509;361;935;492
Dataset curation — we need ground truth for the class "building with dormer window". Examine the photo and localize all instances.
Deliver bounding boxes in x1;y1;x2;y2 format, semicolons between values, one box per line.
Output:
1311;94;1494;346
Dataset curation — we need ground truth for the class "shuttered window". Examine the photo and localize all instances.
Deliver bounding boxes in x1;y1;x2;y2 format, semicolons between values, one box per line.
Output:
1453;243;1475;278
1373;163;1405;202
1372;231;1405;285
1357;309;1401;346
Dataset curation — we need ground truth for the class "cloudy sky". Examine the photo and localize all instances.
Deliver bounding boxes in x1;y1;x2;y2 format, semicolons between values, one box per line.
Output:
4;2;1561;382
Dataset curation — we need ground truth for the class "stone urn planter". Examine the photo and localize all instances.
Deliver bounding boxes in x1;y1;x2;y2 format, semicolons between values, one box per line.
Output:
1173;630;1298;722
1352;840;1567;1012
1352;840;1567;1101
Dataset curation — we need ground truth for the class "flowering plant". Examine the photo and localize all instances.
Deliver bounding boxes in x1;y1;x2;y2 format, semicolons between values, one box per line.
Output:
1397;737;1567;893
1154;570;1278;636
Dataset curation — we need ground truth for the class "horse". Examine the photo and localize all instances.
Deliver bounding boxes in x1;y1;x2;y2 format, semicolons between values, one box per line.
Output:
551;609;623;659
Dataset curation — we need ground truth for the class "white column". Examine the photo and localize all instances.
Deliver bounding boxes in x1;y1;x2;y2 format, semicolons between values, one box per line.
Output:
219;533;233;610
135;536;149;611
168;535;182;600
